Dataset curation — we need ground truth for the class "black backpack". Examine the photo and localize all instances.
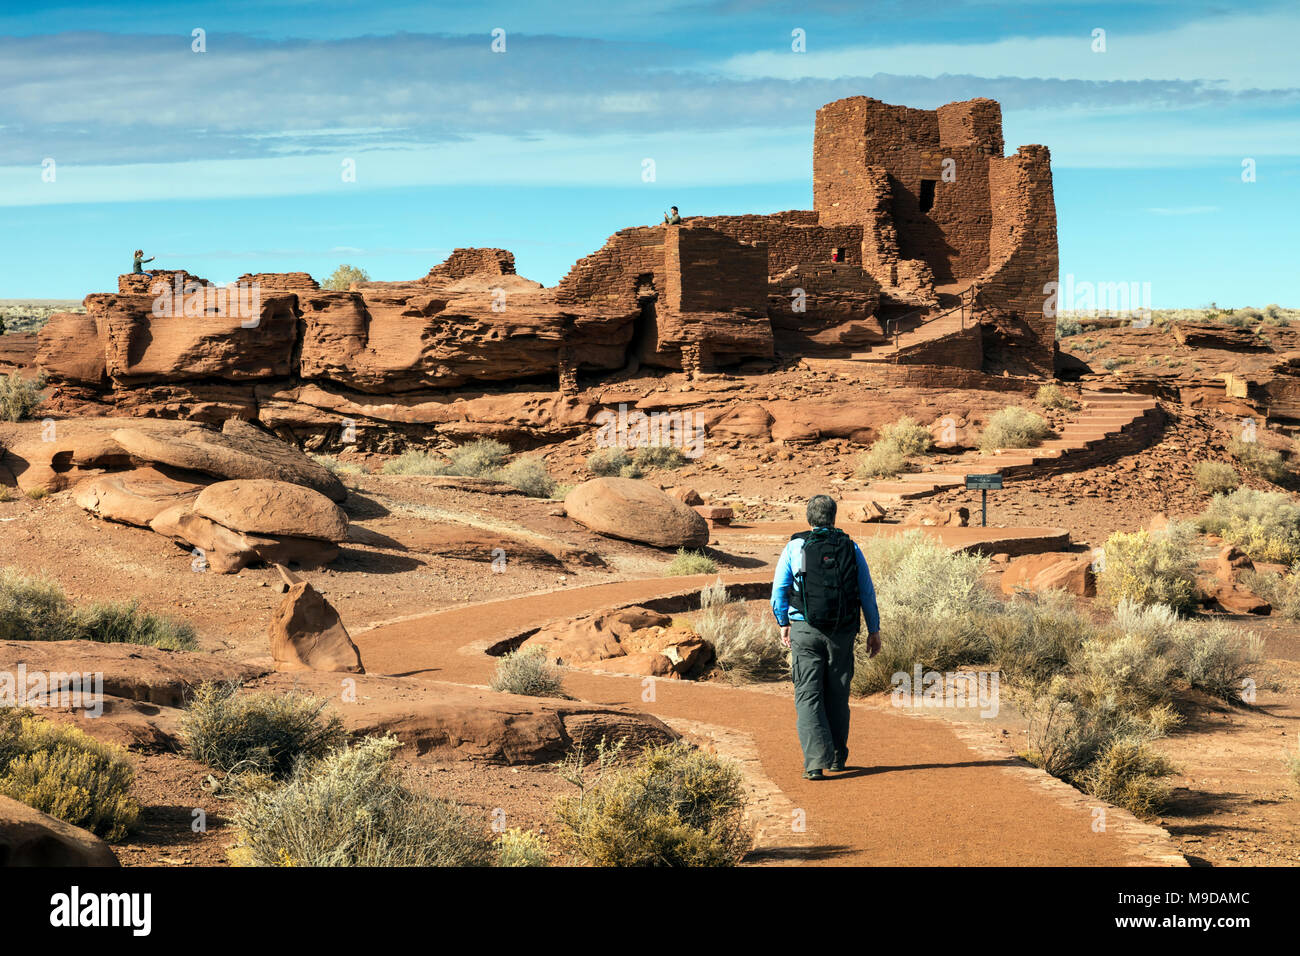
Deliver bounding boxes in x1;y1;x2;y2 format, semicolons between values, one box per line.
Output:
792;527;861;632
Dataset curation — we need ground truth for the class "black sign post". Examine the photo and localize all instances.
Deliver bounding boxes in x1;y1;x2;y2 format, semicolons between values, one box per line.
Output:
964;473;1003;527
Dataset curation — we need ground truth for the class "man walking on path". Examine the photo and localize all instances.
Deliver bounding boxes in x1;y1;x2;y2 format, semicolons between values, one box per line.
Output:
771;495;882;780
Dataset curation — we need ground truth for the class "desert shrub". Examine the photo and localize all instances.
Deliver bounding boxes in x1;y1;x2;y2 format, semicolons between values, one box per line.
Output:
987;590;1092;685
0;568;76;641
0;371;43;422
694;580;788;682
24;487;47;501
1075;736;1176;818
489;647;565;698
619;462;644;479
443;439;511;477
554;740;752;867
180;681;347;780
587;447;632;477
1288;750;1300;788
855;417;931;479
496;828;550;867
852;532;998;693
321;264;369;291
664;549;717;577
977;406;1051;451
855;441;907;479
1197;488;1300;564
1055;316;1083;339
1193;461;1240;495
310;454;363;476
72;600;197;651
1167;620;1262;703
381;449;450;476
1035;383;1079;411
1074;631;1175;714
230;736;495;867
0;487;11;503
634;444;687;470
0;713;139;841
1021;681;1165;782
1228;438;1287;482
1095;523;1199;612
498;457;557;498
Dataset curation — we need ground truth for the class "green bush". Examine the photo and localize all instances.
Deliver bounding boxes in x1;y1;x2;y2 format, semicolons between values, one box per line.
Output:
1228;439;1287;482
1168;620;1262;703
498;457;557;498
619;462;644;479
1239;564;1300;620
1075;736;1176;819
231;737;495;867
73;600;198;651
381;449;450;476
1055;316;1084;339
588;447;632;477
0;711;139;841
0;568;76;641
1193;461;1240;495
489;647;566;698
664;549;717;577
310;454;363;476
0;569;197;648
855;417;932;479
633;444;687;470
1035;383;1079;411
0;372;44;422
978;406;1051;452
180;681;347;780
694;580;788;682
554;740;752;867
987;590;1093;686
321;264;370;291
1198;488;1300;563
495;828;550;867
1095;524;1199;612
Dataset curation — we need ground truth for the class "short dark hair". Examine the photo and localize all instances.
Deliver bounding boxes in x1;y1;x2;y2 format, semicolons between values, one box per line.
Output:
806;495;837;527
670;206;678;211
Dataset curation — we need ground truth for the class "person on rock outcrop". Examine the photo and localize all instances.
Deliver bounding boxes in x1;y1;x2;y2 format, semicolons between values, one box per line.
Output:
132;249;155;275
771;494;881;780
663;206;682;225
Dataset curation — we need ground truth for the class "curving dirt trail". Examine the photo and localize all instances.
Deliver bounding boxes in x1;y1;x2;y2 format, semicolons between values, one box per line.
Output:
355;528;1185;867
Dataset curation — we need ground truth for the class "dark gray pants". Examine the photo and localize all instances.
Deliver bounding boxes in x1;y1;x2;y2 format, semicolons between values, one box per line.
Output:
790;619;857;772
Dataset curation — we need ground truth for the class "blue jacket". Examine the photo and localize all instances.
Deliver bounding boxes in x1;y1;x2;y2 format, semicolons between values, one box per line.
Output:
770;532;880;632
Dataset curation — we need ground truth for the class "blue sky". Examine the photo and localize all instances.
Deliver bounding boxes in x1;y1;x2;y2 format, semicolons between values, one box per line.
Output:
1;0;1296;305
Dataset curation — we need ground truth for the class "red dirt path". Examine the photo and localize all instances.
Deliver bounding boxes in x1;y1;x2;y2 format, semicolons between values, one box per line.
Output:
355;524;1184;867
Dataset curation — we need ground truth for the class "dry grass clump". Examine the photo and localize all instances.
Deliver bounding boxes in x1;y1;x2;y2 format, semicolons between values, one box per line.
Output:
554;738;752;867
587;447;632;477
1035;383;1079;410
693;580;788;682
230;736;497;867
382;440;557;497
0;710;139;841
1193;461;1240;495
977;406;1051;451
855;417;932;479
0;371;43;422
179;681;347;781
664;549;717;577
633;444;687;470
489;647;566;698
1228;438;1287;482
0;569;196;648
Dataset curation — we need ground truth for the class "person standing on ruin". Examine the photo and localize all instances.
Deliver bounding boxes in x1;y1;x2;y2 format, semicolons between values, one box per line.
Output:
771;494;881;780
663;206;682;225
132;249;155;275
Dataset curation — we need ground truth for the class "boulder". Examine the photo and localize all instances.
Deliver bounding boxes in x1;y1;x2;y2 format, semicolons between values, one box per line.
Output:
9;419;138;494
694;504;733;527
268;582;365;673
564;477;708;548
668;487;704;506
1216;545;1255;584
846;499;888;523
708;403;773;441
193;479;348;542
520;607;673;665
903;504;969;528
73;467;206;527
110;418;346;502
1002;552;1097;598
0;796;119;867
1202;580;1270;615
150;503;339;573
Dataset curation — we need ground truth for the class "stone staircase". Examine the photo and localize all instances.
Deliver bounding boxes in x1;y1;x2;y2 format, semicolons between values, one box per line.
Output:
849;309;971;363
846;391;1163;505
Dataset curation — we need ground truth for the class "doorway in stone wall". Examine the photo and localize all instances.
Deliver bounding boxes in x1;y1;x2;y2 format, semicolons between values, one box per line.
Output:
627;274;659;371
918;179;937;213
